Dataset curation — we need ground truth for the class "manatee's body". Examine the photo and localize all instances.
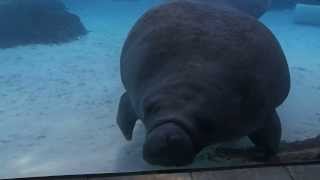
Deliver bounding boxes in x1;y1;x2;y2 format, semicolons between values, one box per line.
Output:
117;0;290;166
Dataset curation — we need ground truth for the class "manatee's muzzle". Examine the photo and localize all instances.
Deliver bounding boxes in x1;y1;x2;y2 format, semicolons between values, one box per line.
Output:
143;122;196;166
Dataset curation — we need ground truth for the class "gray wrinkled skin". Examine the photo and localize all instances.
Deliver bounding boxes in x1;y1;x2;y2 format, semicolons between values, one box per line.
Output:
168;0;272;18
117;0;290;166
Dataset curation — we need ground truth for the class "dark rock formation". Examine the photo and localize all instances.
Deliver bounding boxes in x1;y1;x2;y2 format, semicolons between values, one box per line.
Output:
0;0;87;48
212;135;320;163
270;0;320;10
300;0;320;5
270;0;298;10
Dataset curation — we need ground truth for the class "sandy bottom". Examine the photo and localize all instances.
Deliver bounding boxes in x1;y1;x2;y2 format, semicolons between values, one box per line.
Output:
0;3;319;179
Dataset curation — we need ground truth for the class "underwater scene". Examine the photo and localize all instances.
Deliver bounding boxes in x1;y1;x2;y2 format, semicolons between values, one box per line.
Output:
0;0;320;179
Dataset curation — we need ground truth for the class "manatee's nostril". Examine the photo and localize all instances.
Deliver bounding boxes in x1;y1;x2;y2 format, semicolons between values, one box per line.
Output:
166;134;181;146
143;123;196;166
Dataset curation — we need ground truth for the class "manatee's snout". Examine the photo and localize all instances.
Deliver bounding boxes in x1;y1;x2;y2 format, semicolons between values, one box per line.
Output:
143;123;195;166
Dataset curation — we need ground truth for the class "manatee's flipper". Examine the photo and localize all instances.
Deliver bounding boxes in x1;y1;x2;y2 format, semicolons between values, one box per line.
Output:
117;92;138;141
249;109;281;158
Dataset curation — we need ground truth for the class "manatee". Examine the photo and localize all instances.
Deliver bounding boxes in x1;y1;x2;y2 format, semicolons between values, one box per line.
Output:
167;0;272;18
117;0;290;166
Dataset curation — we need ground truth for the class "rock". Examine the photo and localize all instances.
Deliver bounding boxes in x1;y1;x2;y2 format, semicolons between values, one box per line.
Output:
213;135;320;163
0;0;87;48
270;0;320;10
294;3;320;26
300;0;320;5
270;0;298;9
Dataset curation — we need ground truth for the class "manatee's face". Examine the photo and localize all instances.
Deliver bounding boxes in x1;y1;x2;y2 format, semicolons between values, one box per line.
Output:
143;123;196;166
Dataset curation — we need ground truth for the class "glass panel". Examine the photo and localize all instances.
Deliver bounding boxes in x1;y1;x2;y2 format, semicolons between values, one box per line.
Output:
0;0;319;179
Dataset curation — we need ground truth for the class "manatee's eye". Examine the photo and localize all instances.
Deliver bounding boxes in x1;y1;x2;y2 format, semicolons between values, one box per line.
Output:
144;101;160;114
144;103;154;113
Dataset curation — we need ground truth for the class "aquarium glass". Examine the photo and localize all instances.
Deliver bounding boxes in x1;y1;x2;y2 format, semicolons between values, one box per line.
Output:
0;0;320;179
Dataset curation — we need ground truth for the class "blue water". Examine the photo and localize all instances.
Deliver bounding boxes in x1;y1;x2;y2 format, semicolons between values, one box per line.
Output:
0;0;320;179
